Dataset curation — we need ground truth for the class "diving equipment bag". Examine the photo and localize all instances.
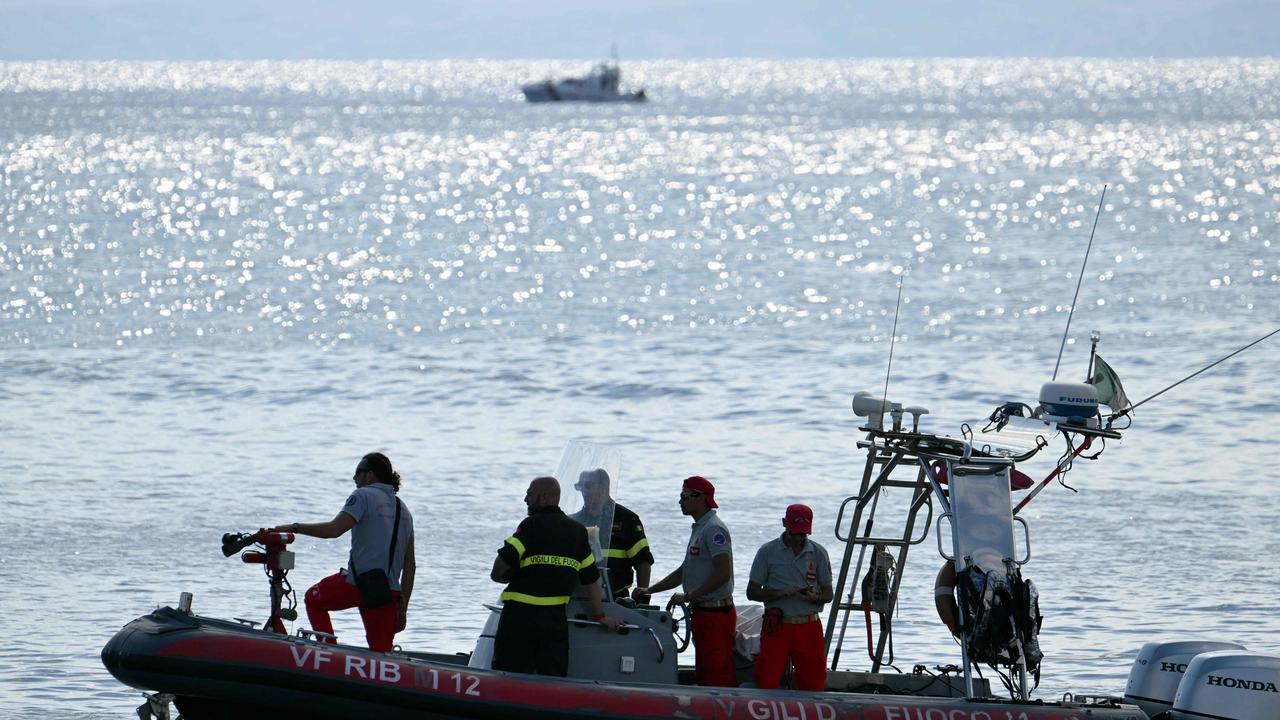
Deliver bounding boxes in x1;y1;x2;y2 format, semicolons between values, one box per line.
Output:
955;562;1043;680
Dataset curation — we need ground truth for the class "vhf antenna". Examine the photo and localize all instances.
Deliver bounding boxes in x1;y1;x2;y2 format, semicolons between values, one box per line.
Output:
881;271;907;412
1052;184;1107;381
1118;325;1280;417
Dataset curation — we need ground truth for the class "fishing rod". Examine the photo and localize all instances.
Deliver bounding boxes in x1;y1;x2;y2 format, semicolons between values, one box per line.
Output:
1052;185;1108;381
1111;325;1280;420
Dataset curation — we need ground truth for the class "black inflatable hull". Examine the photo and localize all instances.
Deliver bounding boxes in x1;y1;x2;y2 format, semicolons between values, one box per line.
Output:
103;608;1147;720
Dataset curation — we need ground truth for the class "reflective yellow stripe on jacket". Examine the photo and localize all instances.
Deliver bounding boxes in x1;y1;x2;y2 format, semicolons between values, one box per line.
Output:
504;535;526;558
500;591;571;606
603;537;650;560
503;552;594;605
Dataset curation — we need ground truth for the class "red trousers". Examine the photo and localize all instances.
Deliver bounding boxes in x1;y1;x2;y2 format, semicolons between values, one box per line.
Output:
691;607;739;687
305;571;400;652
753;618;827;691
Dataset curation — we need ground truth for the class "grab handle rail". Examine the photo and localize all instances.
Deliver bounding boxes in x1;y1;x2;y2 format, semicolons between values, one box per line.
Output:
566;618;664;663
645;627;665;664
836;493;932;546
834;494;860;542
935;513;1029;564
950;462;1009;477
936;512;954;561
1013;516;1032;565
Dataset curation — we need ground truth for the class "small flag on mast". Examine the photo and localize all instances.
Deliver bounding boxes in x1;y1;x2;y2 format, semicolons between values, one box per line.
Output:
1089;355;1131;412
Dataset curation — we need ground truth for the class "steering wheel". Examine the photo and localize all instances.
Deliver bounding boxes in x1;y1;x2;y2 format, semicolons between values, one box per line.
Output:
669;601;691;653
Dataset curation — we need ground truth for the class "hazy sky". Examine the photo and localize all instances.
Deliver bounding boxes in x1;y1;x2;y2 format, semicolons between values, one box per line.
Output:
0;0;1275;60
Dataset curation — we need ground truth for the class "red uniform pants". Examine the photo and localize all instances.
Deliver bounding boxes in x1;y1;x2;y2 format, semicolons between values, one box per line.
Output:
691;607;739;687
305;571;401;652
753;618;827;691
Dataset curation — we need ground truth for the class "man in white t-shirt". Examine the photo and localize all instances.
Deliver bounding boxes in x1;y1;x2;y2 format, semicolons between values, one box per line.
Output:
273;452;415;652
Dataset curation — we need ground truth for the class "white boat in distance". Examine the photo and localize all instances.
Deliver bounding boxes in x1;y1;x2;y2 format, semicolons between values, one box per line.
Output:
522;57;647;103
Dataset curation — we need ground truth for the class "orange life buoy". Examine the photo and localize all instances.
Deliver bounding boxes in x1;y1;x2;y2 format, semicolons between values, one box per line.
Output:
934;562;959;635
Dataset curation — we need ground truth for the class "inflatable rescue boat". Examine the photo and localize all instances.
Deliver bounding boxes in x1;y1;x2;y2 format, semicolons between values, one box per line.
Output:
102;344;1280;720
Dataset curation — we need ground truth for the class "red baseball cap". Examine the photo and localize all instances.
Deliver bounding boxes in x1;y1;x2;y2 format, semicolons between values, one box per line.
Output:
783;504;813;534
682;476;718;508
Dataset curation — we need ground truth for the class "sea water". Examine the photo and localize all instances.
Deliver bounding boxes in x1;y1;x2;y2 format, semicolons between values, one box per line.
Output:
1;59;1278;718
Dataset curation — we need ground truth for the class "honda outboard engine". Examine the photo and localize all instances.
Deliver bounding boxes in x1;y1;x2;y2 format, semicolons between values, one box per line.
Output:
1125;640;1247;717
1170;650;1280;720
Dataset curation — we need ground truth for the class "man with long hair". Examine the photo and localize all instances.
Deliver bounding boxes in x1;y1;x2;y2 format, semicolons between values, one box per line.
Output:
273;452;415;652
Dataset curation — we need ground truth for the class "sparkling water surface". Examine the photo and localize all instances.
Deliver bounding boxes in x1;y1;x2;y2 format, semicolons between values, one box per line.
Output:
1;59;1278;718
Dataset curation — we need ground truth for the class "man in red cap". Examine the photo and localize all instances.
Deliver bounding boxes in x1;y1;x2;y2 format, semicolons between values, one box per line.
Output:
746;503;833;691
637;475;737;687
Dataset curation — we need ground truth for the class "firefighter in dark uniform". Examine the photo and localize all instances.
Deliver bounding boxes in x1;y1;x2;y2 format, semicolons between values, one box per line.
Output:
569;468;655;603
490;476;621;676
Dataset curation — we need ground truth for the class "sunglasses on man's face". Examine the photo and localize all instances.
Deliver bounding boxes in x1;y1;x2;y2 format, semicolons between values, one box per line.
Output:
679;491;702;500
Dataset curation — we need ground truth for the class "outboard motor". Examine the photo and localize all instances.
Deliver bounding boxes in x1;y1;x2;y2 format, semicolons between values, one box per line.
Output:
1125;640;1247;717
1170;650;1280;720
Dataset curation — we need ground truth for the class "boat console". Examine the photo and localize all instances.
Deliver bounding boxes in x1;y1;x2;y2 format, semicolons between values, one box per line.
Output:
469;597;680;684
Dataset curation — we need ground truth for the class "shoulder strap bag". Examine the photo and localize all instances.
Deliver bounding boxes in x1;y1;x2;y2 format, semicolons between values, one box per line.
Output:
354;498;402;608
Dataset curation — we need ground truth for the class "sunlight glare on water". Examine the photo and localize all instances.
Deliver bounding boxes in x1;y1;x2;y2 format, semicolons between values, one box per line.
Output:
0;58;1277;718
